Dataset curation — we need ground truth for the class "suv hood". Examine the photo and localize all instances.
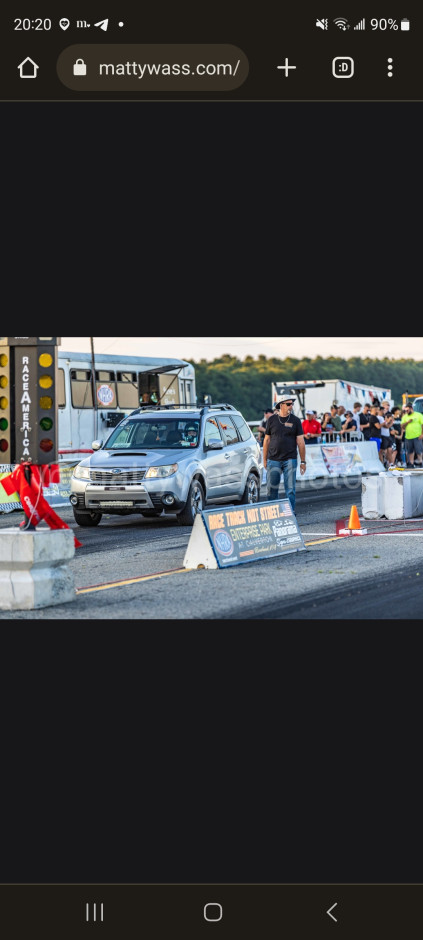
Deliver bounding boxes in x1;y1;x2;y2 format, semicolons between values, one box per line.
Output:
81;449;183;469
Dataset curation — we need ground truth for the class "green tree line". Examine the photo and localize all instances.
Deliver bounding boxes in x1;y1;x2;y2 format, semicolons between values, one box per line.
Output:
186;354;423;420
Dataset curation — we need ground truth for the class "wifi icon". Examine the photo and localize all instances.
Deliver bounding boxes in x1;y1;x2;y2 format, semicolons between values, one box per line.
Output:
333;17;350;29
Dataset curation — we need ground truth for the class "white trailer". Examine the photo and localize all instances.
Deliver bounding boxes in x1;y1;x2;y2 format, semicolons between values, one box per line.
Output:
271;378;392;419
57;351;196;459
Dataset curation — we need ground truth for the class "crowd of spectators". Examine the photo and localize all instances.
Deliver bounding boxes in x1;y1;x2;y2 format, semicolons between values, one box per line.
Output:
258;399;423;469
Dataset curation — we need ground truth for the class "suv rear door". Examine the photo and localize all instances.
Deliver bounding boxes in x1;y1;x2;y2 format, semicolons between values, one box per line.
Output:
203;417;232;497
216;415;245;490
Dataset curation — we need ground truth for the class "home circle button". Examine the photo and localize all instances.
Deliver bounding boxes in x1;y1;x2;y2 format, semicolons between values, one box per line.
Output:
204;902;223;922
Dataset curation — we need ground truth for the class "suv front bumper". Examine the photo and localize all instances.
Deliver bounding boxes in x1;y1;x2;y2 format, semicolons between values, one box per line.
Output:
70;477;186;512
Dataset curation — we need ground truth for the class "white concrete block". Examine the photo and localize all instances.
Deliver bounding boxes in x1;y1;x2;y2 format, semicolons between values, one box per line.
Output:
361;470;423;520
0;528;75;609
361;474;384;519
403;473;423;517
382;473;407;520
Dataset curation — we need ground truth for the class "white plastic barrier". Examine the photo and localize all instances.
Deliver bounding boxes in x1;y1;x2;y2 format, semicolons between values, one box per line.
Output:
295;440;381;482
0;461;79;512
362;470;423;519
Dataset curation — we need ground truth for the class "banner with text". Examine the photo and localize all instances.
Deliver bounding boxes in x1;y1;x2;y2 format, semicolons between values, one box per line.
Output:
184;499;306;569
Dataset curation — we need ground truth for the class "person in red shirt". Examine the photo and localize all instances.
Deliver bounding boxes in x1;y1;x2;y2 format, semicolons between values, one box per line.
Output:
302;408;322;445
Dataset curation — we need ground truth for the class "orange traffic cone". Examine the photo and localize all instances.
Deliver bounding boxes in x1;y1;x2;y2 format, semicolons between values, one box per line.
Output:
348;505;361;530
337;505;367;537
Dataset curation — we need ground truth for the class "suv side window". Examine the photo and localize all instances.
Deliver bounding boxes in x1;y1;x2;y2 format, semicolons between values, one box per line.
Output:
232;414;253;442
204;418;223;446
217;416;239;446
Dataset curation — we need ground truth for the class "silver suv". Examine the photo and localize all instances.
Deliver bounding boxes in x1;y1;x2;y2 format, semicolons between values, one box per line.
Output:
70;403;262;527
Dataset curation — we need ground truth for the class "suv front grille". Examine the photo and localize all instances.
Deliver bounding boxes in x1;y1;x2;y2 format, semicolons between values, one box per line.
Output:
90;469;146;484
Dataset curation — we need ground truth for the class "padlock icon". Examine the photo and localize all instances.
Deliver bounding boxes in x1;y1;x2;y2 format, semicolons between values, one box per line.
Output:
73;58;87;76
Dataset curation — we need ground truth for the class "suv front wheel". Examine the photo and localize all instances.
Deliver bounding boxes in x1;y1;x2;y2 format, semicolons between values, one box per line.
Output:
177;479;205;526
73;509;102;527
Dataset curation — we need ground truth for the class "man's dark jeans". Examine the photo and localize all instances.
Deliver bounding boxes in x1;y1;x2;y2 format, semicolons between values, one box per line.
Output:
266;458;298;512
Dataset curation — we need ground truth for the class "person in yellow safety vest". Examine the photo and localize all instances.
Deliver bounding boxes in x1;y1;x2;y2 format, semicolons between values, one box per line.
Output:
401;402;423;467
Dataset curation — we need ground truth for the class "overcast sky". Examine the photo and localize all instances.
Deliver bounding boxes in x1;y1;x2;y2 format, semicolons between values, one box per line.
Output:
60;336;423;361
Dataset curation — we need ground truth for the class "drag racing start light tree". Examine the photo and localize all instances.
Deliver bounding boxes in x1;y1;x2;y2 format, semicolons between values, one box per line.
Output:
0;337;61;465
0;345;11;457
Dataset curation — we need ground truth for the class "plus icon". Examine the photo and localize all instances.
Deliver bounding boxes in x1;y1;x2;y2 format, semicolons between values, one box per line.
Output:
277;58;297;77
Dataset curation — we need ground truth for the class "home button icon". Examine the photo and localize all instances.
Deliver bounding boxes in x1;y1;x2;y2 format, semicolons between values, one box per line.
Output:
18;57;39;79
204;902;223;922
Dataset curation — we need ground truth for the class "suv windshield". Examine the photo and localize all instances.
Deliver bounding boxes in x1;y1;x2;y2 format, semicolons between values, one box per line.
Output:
105;418;201;450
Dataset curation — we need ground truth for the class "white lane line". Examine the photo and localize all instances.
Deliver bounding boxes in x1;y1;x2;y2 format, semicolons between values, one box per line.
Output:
304;530;354;535
305;530;423;537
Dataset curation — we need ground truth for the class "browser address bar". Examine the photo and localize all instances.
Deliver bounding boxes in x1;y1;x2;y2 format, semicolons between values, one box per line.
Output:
57;44;249;91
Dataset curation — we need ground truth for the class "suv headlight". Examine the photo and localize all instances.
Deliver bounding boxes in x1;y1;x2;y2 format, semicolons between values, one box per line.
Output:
145;463;178;479
73;465;91;480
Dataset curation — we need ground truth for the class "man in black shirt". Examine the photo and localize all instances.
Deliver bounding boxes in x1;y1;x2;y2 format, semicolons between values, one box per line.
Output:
368;404;382;452
359;402;372;440
262;395;306;513
390;405;404;465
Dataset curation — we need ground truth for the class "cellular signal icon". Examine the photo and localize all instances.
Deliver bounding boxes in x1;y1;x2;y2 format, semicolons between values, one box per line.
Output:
333;17;350;30
354;18;366;30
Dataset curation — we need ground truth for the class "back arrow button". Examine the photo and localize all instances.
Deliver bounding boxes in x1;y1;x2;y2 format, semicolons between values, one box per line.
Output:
326;902;338;922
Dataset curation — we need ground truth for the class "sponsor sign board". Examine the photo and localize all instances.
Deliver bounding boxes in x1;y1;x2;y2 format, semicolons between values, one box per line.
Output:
184;499;306;569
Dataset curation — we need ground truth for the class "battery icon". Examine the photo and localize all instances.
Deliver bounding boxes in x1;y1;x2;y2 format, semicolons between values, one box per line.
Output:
400;18;410;30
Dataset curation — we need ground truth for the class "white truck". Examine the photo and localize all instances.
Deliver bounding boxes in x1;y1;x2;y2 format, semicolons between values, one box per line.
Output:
271;378;392;419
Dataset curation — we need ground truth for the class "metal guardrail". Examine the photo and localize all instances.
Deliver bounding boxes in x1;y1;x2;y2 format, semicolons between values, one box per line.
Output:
316;431;364;444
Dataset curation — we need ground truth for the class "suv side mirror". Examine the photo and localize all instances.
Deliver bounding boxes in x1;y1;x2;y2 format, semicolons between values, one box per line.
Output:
206;439;224;450
92;440;103;451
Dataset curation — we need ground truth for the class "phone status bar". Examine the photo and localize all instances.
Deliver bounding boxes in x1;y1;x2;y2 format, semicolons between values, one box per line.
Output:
315;16;410;30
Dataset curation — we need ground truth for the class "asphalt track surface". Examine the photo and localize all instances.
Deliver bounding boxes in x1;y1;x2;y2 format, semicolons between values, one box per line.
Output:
0;477;422;620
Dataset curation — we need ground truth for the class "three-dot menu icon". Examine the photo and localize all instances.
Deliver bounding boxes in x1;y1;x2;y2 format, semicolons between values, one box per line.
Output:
86;902;104;924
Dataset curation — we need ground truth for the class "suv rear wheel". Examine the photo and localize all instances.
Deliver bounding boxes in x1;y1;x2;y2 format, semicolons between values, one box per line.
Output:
177;479;205;526
73;509;102;527
240;471;260;504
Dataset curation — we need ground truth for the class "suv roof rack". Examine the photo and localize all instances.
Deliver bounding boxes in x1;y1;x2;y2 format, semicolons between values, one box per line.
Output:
131;403;200;415
131;403;238;417
201;403;237;413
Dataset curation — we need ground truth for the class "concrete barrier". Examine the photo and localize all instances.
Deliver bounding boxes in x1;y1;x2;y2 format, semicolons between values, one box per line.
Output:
0;528;75;609
362;470;423;520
